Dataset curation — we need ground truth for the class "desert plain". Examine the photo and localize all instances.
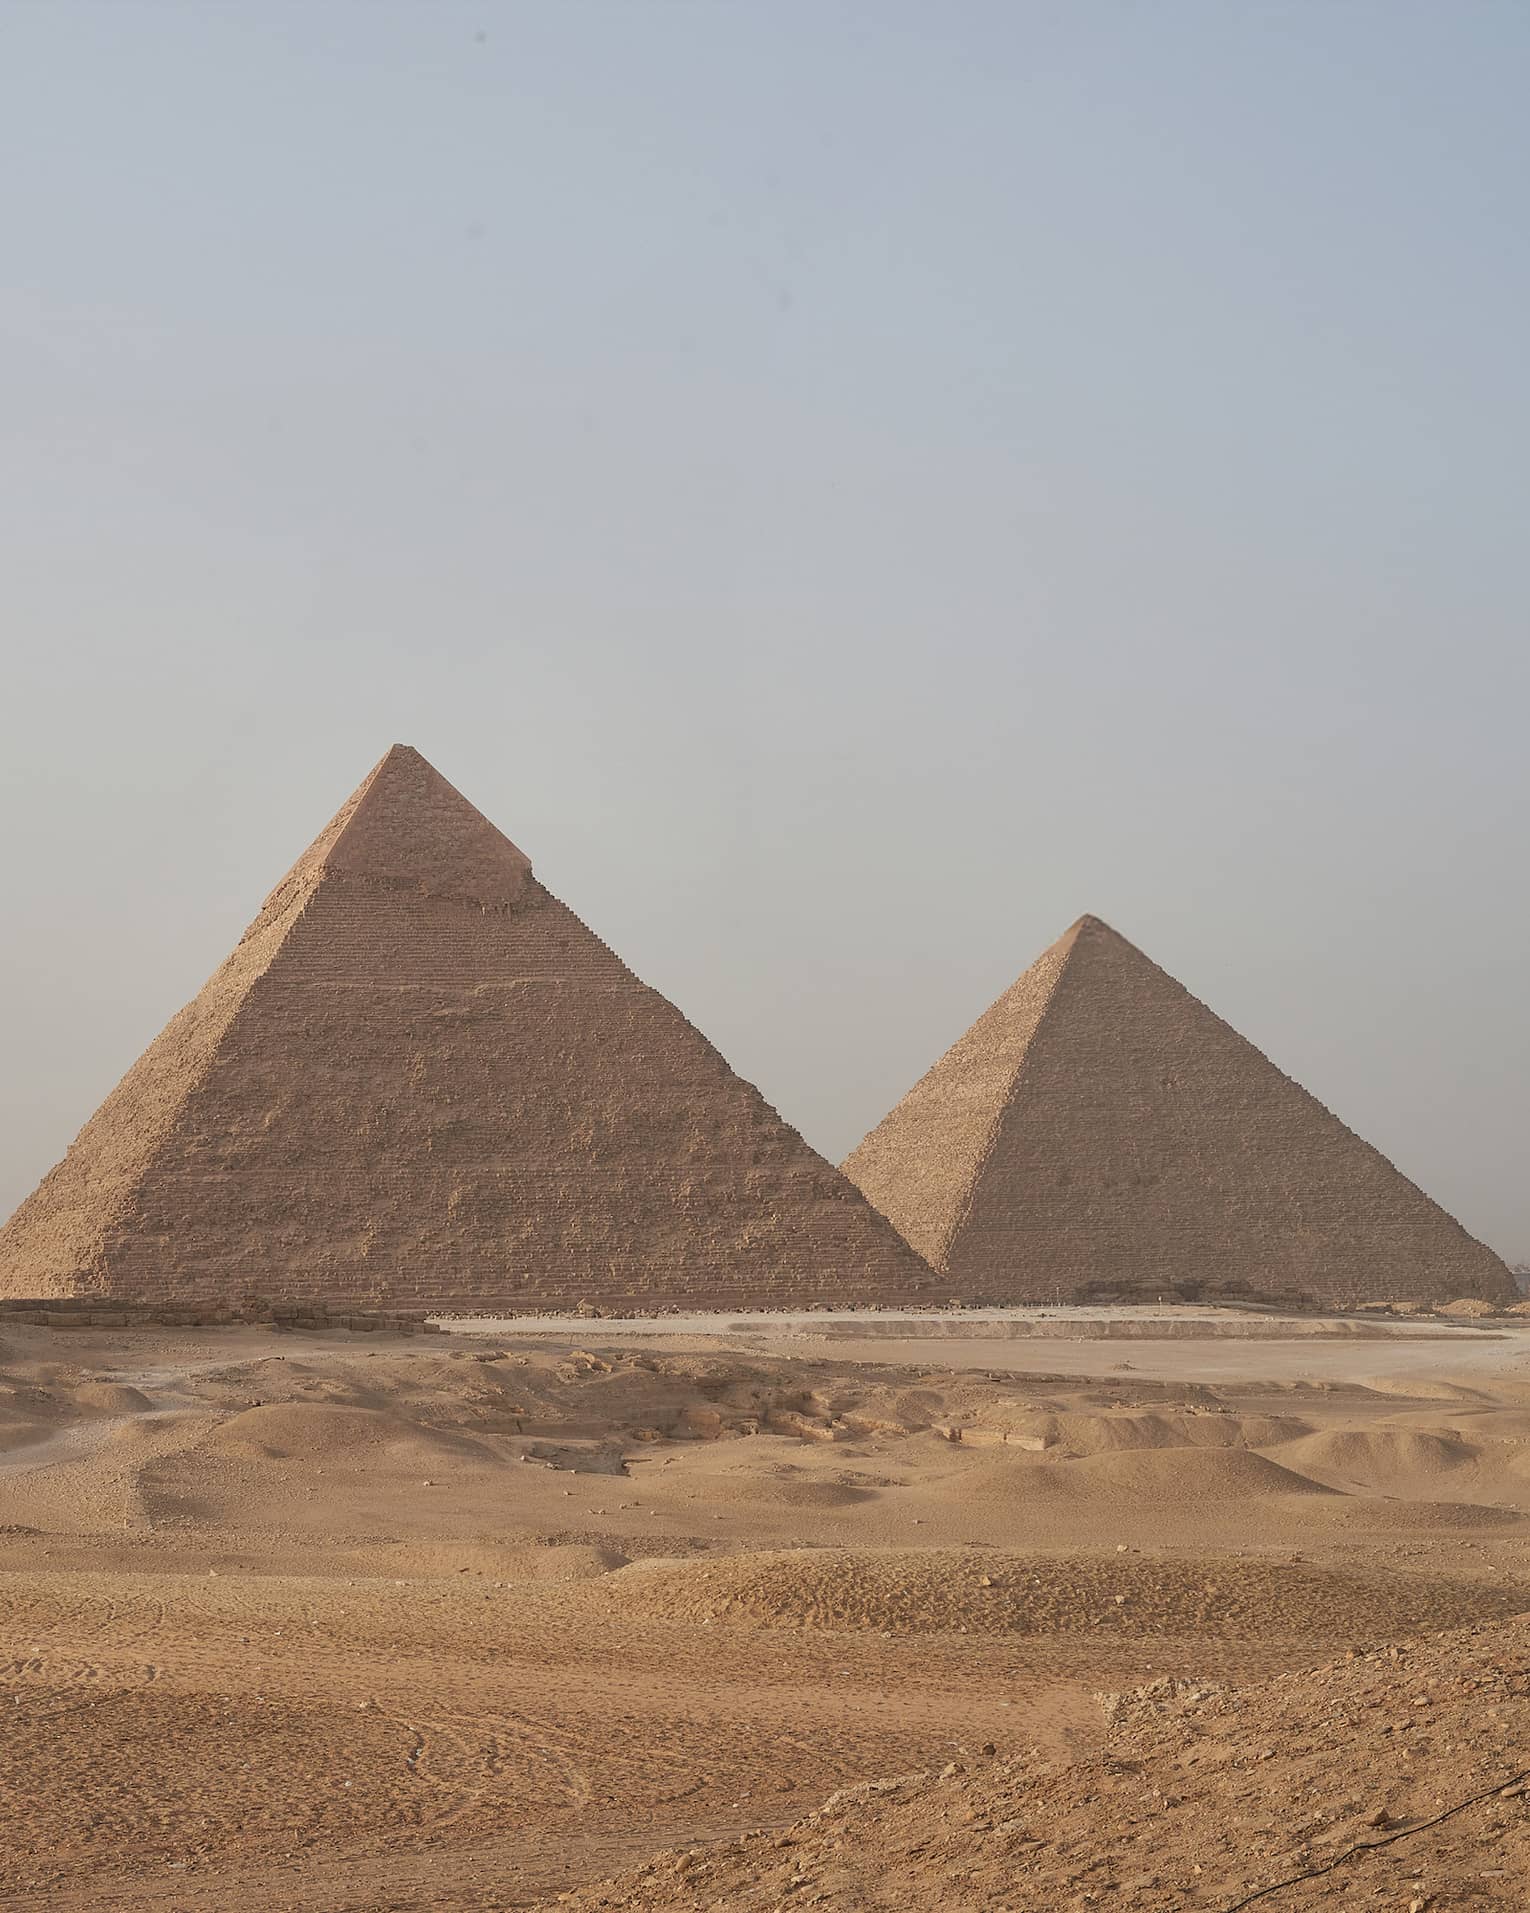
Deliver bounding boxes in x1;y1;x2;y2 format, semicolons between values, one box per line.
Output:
3;1305;1530;1911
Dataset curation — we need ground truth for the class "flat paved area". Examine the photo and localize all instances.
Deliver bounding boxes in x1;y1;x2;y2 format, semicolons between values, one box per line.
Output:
434;1305;1530;1388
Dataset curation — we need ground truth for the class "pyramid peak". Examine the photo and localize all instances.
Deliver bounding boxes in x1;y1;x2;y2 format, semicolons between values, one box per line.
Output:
1032;913;1121;968
363;741;462;787
375;741;427;770
1048;914;1155;969
276;745;533;909
1061;912;1125;942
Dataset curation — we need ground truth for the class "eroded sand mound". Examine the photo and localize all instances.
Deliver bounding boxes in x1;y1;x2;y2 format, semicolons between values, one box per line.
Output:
0;1413;46;1454
980;1408;1312;1453
1267;1493;1529;1532
381;1540;632;1581
1269;1426;1482;1492
1354;1374;1489;1402
963;1445;1332;1502
71;1381;153;1414
206;1401;486;1464
504;1541;632;1580
551;1615;1530;1911
712;1470;878;1509
593;1546;1525;1640
1441;1407;1530;1440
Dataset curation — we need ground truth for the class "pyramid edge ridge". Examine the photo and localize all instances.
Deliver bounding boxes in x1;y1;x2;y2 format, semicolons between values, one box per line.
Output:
0;877;322;1299
841;919;1088;1272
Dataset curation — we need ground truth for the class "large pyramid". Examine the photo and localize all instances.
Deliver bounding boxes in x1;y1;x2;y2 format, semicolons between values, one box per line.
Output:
0;746;936;1314
843;914;1513;1307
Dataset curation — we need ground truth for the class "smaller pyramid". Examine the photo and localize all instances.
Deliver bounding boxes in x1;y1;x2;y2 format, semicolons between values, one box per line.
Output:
843;916;1513;1307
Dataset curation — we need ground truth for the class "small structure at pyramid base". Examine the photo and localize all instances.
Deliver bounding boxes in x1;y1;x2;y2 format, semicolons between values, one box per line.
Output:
0;745;937;1317
843;915;1514;1310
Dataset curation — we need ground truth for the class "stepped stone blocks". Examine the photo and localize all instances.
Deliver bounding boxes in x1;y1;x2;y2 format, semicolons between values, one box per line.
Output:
0;745;936;1314
843;915;1514;1308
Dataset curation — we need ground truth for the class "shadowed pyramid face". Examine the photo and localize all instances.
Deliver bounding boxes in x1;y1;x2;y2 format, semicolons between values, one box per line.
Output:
842;915;1512;1308
0;747;935;1313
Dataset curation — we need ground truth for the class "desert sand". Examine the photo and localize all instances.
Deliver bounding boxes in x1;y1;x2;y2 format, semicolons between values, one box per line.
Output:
3;1310;1529;1908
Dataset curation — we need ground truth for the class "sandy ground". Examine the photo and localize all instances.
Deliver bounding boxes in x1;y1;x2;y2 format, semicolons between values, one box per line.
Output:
3;1311;1530;1908
556;1613;1530;1910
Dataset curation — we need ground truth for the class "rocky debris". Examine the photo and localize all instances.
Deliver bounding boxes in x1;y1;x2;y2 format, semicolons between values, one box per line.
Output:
587;1546;1527;1642
545;1614;1530;1910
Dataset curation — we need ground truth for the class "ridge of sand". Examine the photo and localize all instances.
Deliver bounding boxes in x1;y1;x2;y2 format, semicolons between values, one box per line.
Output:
958;1446;1335;1502
588;1544;1525;1639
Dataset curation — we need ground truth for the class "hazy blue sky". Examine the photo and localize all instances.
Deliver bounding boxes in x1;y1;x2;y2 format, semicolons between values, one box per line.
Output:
2;1;1526;1259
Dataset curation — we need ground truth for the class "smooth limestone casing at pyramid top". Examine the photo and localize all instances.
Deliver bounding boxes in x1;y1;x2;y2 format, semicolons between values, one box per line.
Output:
842;915;1514;1308
0;746;937;1314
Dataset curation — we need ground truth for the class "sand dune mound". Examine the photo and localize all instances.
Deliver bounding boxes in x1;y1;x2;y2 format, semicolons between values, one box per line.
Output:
206;1401;483;1464
72;1381;153;1414
1268;1493;1529;1532
720;1473;877;1509
0;1414;50;1455
1439;1408;1530;1440
1267;1427;1482;1493
1355;1375;1488;1402
103;1412;195;1448
988;1409;1311;1455
964;1445;1331;1503
549;1616;1530;1912
673;1459;881;1508
507;1542;631;1580
386;1541;631;1581
1069;1447;1333;1498
594;1547;1523;1640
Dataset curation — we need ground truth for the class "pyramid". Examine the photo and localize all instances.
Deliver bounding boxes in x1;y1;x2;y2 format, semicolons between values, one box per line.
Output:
843;915;1513;1308
0;746;935;1314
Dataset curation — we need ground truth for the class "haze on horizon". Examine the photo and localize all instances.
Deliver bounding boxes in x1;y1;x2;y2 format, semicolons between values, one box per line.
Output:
1;1;1526;1262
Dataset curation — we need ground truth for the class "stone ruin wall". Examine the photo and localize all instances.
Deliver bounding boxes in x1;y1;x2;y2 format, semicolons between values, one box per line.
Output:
0;1296;440;1333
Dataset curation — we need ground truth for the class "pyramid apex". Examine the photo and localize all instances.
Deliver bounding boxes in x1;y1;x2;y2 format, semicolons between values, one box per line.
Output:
1047;912;1120;959
1052;914;1147;963
279;745;533;909
367;741;445;779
